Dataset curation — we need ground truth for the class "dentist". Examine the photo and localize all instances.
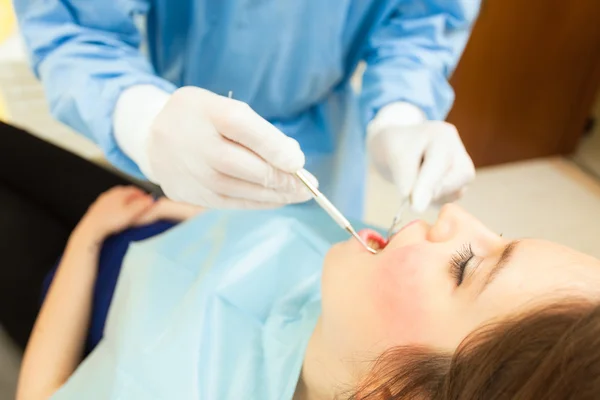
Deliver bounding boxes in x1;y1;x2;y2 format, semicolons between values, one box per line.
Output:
13;0;479;218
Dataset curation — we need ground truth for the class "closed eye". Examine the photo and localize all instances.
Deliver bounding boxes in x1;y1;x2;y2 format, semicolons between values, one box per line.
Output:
450;244;474;285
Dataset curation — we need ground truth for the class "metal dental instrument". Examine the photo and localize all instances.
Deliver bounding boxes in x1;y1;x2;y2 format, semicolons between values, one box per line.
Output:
295;169;378;254
226;91;376;253
386;198;409;241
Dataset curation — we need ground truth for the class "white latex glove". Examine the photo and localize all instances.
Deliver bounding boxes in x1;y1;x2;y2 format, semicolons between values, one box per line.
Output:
367;103;475;213
114;85;316;208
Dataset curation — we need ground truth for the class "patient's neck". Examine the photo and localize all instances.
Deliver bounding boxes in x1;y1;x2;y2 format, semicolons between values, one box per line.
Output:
294;318;355;400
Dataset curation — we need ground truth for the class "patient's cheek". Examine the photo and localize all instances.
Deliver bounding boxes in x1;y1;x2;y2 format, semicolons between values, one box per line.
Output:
370;246;433;342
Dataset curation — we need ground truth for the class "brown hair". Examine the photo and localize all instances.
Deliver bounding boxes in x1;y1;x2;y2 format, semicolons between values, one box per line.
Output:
349;300;600;399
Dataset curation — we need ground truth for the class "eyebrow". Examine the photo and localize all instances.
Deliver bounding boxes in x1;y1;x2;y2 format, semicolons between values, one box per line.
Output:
479;240;520;295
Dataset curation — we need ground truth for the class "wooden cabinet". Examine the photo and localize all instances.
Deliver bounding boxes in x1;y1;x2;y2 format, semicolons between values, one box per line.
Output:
447;0;600;167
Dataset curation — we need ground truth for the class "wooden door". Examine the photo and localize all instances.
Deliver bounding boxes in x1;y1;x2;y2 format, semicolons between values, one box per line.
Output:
447;0;600;167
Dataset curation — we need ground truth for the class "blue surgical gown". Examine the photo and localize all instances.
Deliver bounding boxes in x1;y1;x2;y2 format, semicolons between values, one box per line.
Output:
13;0;480;218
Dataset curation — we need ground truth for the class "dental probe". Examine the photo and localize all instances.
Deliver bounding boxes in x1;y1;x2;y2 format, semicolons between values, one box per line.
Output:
225;92;376;253
295;169;378;254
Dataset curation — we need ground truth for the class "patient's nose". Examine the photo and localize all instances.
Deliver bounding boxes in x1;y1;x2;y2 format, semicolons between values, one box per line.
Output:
427;204;499;244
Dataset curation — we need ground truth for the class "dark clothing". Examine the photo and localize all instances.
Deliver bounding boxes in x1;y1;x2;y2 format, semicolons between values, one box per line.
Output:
0;121;162;349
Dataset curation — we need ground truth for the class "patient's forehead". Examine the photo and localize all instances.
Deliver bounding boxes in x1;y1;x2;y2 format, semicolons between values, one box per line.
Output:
516;239;600;271
479;239;600;302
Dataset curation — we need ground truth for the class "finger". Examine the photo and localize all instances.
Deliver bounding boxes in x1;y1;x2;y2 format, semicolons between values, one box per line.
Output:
133;206;161;227
154;199;205;221
411;142;452;213
106;185;141;196
125;195;155;219
207;137;315;192
201;169;313;204
110;185;139;193
122;187;149;204
386;135;427;199
100;185;127;199
431;155;475;204
166;185;286;210
135;198;206;226
206;97;305;173
99;186;143;206
159;164;313;208
209;196;285;210
434;187;467;206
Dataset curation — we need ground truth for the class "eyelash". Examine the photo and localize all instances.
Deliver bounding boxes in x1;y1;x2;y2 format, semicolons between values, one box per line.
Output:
450;244;475;285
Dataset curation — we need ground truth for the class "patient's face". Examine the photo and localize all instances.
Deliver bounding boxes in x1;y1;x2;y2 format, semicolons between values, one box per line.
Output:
321;204;600;375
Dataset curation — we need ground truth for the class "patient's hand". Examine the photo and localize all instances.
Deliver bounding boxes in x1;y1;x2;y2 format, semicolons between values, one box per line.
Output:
134;197;205;226
74;186;205;245
76;186;156;243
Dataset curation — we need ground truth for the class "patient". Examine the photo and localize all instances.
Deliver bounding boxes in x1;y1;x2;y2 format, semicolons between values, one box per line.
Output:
15;184;600;399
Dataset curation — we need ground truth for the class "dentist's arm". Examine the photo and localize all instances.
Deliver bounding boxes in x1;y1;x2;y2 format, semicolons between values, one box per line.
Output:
12;0;176;178
362;0;480;212
13;1;313;209
113;85;316;208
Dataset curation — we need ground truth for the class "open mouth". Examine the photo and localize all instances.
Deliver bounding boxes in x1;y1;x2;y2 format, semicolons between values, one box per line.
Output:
358;220;422;252
358;229;388;252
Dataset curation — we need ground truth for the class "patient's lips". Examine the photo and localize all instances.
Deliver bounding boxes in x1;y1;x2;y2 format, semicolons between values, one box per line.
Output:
359;229;388;252
358;220;422;252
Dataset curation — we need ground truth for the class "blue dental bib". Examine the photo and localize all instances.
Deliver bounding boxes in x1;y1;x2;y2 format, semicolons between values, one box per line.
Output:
53;206;380;400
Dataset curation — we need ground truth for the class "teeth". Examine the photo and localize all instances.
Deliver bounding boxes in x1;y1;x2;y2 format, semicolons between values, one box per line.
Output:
367;239;381;251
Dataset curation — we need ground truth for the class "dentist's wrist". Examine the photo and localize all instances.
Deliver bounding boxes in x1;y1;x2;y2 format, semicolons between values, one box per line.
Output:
113;84;171;183
367;102;427;140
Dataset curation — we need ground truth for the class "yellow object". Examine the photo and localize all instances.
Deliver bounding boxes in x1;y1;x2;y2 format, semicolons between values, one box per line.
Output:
0;0;15;121
0;0;16;43
0;96;6;122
